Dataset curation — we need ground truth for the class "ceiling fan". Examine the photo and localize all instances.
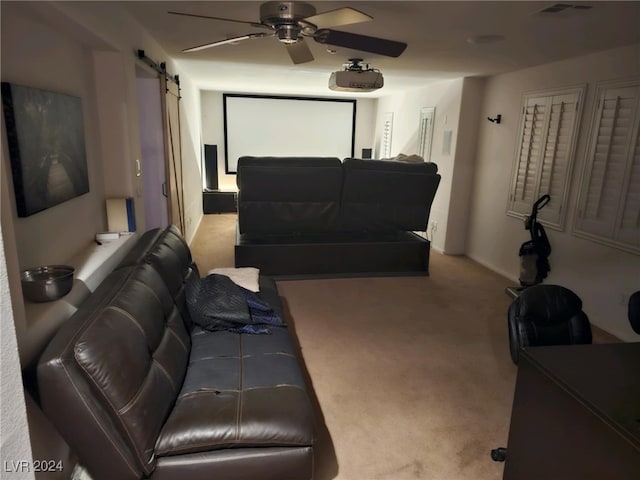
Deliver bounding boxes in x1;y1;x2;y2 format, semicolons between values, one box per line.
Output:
169;1;407;64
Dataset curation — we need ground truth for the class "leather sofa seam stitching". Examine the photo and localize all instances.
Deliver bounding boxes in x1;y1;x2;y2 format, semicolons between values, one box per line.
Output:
60;362;141;476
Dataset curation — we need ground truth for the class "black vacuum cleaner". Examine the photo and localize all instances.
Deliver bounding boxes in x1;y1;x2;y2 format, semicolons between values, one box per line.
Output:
506;194;552;298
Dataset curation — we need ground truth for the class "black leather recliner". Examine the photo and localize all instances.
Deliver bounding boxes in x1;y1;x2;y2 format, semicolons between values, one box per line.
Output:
508;284;592;364
234;156;442;276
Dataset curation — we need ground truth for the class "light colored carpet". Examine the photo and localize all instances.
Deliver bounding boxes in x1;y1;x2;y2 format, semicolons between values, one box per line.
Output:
191;213;237;272
276;257;516;480
190;214;616;480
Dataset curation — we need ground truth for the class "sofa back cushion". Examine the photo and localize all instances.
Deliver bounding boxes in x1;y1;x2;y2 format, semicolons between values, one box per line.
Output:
38;227;193;479
236;156;343;234
140;225;196;330
340;158;441;232
118;225;196;329
116;228;164;268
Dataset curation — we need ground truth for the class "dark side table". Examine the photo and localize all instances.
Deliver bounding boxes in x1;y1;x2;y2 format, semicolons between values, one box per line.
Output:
203;190;237;213
503;343;640;479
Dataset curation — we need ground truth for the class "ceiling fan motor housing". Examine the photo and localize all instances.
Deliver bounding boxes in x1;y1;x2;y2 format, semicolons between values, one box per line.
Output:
261;1;317;42
260;1;316;24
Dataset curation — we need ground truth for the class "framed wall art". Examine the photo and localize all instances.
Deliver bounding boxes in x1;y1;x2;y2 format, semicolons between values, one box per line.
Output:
1;82;89;217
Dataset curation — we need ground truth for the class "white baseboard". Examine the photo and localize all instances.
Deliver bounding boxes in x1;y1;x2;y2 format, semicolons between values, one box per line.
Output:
430;245;445;254
467;254;519;284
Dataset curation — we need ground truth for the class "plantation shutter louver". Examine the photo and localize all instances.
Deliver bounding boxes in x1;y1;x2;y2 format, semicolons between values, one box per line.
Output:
418;107;435;162
510;96;547;215
381;112;393;158
575;82;640;253
508;87;583;228
618;128;640;246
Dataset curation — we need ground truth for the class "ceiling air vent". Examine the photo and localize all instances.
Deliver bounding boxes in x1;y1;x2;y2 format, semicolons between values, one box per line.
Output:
538;3;593;14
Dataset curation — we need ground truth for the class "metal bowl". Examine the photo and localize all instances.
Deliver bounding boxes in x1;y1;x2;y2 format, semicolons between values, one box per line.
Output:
21;265;75;302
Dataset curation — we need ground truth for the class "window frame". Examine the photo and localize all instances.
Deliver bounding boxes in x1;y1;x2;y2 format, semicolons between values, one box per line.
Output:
506;85;586;230
572;77;640;254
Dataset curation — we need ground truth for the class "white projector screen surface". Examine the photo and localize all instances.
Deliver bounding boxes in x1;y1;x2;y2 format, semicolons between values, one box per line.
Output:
224;94;355;173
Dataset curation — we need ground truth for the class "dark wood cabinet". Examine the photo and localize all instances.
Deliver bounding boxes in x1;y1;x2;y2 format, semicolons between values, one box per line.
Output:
203;190;237;214
504;343;640;479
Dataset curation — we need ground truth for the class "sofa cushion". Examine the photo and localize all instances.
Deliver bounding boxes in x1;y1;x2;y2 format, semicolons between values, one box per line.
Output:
340;158;441;232
236;156;343;234
155;327;315;456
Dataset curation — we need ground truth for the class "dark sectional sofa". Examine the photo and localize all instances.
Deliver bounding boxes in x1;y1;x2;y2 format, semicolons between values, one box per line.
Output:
235;156;441;276
37;226;315;480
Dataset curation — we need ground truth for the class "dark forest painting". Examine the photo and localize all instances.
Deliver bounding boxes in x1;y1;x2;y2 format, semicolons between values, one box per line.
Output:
2;83;89;217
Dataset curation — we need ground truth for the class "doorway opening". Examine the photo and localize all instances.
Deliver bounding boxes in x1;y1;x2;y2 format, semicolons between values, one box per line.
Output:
135;66;168;230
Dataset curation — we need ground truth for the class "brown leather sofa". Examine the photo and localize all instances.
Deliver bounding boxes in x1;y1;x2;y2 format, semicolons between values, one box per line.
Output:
37;225;315;480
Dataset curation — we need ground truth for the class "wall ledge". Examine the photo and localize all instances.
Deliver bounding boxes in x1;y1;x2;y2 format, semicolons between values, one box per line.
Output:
19;233;138;367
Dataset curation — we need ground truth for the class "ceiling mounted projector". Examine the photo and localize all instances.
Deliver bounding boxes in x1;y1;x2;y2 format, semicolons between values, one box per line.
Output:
329;58;384;92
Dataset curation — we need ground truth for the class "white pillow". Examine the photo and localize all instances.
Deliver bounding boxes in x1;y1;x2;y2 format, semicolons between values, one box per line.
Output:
207;267;260;292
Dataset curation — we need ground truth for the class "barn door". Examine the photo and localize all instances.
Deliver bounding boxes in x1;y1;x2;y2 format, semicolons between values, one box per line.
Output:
160;75;185;233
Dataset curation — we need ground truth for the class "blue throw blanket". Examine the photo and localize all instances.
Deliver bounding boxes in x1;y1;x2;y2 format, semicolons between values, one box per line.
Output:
185;273;284;334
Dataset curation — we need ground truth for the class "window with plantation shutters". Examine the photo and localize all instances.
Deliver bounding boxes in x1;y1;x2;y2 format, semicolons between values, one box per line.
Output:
574;79;640;254
508;86;585;229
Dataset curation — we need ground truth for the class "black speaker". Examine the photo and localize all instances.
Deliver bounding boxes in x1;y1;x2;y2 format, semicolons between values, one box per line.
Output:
204;144;218;191
362;148;372;159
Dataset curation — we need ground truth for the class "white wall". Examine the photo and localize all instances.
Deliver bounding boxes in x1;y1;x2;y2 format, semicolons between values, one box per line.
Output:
177;74;204;240
467;43;640;341
0;4;110;363
1;1;204;350
49;1;204;243
0;1;204;466
200;91;377;191
446;77;485;254
374;78;483;253
0;229;35;480
1;6;106;276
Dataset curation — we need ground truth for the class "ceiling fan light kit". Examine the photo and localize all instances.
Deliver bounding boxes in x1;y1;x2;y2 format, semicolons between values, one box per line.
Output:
170;1;407;64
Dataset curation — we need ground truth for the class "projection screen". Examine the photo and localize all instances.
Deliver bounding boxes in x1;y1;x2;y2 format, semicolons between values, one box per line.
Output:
223;94;356;173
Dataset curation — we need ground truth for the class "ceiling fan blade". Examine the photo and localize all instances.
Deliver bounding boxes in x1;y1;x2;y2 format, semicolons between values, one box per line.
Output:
314;29;407;57
182;33;271;53
168;11;268;30
303;7;372;29
286;39;314;64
